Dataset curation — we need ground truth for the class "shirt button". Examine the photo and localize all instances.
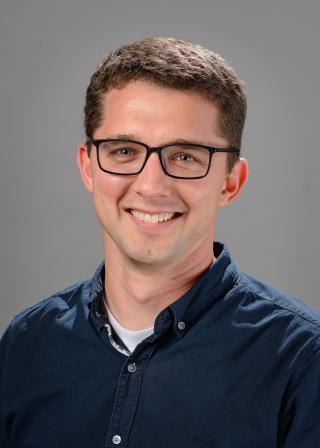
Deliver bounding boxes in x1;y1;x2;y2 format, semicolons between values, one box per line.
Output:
178;321;186;330
128;363;137;373
112;434;122;444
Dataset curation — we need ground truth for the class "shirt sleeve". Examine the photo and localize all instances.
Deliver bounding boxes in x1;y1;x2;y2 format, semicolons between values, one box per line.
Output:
280;343;320;447
0;325;11;447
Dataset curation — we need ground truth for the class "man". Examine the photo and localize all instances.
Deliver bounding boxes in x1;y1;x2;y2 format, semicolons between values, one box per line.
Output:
0;37;319;447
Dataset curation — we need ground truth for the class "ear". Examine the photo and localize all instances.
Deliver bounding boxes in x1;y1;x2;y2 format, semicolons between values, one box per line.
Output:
77;143;93;193
219;158;248;207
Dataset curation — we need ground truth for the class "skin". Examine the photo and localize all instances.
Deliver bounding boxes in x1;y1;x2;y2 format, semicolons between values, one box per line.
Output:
78;80;248;330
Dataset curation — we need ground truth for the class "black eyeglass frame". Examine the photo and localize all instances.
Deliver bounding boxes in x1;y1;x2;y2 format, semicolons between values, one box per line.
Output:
86;137;240;180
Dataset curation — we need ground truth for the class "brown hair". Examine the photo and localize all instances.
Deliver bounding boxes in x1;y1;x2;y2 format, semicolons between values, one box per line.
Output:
84;37;247;171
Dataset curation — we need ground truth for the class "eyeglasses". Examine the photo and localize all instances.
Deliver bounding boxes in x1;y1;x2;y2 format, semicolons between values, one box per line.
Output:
86;137;240;180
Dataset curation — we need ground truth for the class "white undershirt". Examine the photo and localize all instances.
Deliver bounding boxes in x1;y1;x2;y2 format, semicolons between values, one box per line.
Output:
106;305;154;353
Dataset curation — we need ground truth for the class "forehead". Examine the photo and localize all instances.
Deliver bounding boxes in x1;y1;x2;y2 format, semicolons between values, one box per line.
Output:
96;80;227;146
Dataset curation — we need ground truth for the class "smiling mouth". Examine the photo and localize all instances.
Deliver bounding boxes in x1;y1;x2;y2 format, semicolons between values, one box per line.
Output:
128;209;181;223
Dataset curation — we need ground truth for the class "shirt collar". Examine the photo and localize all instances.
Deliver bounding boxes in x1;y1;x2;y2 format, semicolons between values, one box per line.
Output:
87;261;106;330
167;242;238;337
87;242;239;336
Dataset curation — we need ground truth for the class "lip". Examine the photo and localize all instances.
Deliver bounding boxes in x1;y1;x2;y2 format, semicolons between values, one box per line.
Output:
125;207;181;215
125;209;183;232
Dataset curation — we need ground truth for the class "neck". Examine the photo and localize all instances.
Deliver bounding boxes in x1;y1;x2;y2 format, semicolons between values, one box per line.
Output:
103;235;214;331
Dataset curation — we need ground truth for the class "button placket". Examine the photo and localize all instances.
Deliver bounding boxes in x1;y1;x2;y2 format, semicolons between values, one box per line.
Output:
106;344;156;448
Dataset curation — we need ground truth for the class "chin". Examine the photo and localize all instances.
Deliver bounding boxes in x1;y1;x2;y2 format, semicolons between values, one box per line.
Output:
123;244;179;267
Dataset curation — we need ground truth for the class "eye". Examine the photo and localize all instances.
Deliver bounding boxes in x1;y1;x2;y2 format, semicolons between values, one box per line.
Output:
115;147;135;156
170;151;202;164
106;145;141;159
174;153;196;162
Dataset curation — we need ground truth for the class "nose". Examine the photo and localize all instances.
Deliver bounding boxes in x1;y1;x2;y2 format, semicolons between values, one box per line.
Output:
132;152;172;198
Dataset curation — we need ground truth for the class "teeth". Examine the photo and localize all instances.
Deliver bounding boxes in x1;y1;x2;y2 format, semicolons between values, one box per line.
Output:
130;210;175;223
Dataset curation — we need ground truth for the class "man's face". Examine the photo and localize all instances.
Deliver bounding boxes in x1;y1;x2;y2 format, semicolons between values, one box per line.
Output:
78;80;246;268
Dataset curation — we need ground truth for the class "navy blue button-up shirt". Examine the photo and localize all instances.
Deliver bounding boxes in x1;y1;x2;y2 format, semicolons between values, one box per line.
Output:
1;243;320;447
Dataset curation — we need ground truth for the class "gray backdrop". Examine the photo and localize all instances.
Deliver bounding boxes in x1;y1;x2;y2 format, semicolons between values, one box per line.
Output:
1;0;319;335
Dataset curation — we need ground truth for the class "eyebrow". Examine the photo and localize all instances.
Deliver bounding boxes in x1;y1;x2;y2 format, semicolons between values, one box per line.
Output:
106;134;139;141
103;134;220;147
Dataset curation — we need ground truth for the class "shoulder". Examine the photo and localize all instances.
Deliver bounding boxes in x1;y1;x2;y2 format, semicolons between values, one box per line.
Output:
224;272;320;390
233;272;320;349
240;273;319;328
2;278;93;341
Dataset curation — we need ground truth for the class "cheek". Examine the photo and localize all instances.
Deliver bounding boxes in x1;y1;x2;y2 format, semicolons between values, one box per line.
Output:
184;181;222;216
92;173;129;213
95;171;130;195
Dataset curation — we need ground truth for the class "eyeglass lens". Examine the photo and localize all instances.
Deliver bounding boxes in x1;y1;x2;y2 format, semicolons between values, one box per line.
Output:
98;140;210;178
